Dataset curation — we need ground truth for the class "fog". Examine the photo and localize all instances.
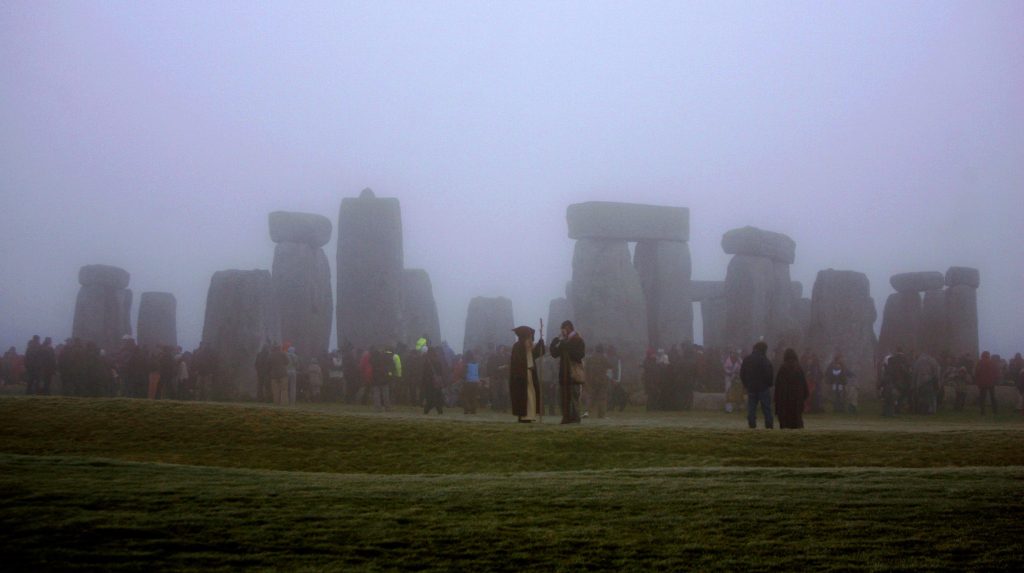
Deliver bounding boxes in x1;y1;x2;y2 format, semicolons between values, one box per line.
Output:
2;1;1021;356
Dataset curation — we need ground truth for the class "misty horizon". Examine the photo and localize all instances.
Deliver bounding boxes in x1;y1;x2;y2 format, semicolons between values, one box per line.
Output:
2;1;1021;356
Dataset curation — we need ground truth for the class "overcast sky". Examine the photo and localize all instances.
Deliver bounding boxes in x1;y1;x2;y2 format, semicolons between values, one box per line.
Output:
2;1;1021;356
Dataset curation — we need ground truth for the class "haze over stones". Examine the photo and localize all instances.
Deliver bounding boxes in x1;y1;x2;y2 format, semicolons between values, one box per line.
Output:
137;292;177;349
72;264;132;352
567;202;689;242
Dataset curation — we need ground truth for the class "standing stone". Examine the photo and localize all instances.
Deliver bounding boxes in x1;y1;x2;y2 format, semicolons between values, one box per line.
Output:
337;189;404;349
769;261;801;347
634;240;693;347
722;254;774;350
463;297;514;354
919;290;948;357
701;297;728;350
721;227;799;351
137;292;177;349
807;269;877;385
568;238;648;371
401;269;441;348
690;281;725;302
945;266;980;289
795;297;812;346
547;297;574;342
878;291;922;354
946;284;978;359
72;265;132;353
202;269;280;399
272;241;333;358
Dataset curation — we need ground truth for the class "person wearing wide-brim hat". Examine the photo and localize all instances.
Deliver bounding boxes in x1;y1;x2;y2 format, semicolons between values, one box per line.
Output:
509;325;546;423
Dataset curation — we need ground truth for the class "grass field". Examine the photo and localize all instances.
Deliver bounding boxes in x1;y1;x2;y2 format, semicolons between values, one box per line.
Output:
1;396;1022;571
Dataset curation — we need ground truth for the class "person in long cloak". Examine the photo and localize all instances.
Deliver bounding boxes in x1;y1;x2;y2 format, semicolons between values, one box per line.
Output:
774;348;809;429
509;326;546;423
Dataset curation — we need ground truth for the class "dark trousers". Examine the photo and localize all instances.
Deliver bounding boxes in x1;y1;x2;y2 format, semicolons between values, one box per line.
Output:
461;383;479;414
978;387;998;414
423;386;444;414
560;383;581;423
747;389;774;429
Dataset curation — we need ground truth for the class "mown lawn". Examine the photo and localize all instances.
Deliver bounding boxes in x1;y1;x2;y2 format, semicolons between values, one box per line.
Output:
1;397;1022;571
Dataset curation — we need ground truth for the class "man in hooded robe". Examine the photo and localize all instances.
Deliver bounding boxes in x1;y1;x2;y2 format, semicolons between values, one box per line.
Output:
509;326;546;423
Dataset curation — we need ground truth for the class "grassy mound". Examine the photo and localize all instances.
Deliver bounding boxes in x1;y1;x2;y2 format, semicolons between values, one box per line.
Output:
1;397;1021;571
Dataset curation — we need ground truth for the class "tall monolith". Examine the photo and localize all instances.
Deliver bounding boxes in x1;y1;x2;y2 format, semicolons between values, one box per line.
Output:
878;291;922;354
72;264;132;353
137;292;177;349
945;266;979;358
270;211;333;358
202;269;280;399
337;189;404;349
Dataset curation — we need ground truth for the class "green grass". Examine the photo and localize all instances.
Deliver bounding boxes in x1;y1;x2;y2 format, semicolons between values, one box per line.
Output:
1;397;1022;571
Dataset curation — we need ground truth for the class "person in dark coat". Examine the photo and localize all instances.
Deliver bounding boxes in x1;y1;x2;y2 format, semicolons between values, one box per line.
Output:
550;320;585;424
774;349;809;429
740;341;774;429
421;347;445;415
509;326;546;423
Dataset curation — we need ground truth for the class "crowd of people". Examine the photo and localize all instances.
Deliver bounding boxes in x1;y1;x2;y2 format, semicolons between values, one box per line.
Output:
3;329;1022;426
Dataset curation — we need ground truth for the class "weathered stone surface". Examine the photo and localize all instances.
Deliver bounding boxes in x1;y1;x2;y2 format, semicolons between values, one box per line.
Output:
795;297;812;345
273;242;332;358
721;226;796;264
463;296;514;353
769;261;802;348
634;240;693;347
401;269;441;348
701;297;728;349
878;291;922;354
202;269;280;399
337;189;404;349
723;255;774;350
945;266;980;289
78;264;130;289
791;281;804;300
137;292;177;349
690;280;724;302
72;265;132;353
946;284;978;358
890;271;944;293
919;290;948;357
547;297;574;342
807;269;877;387
568;239;648;377
567;202;689;242
268;211;332;248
